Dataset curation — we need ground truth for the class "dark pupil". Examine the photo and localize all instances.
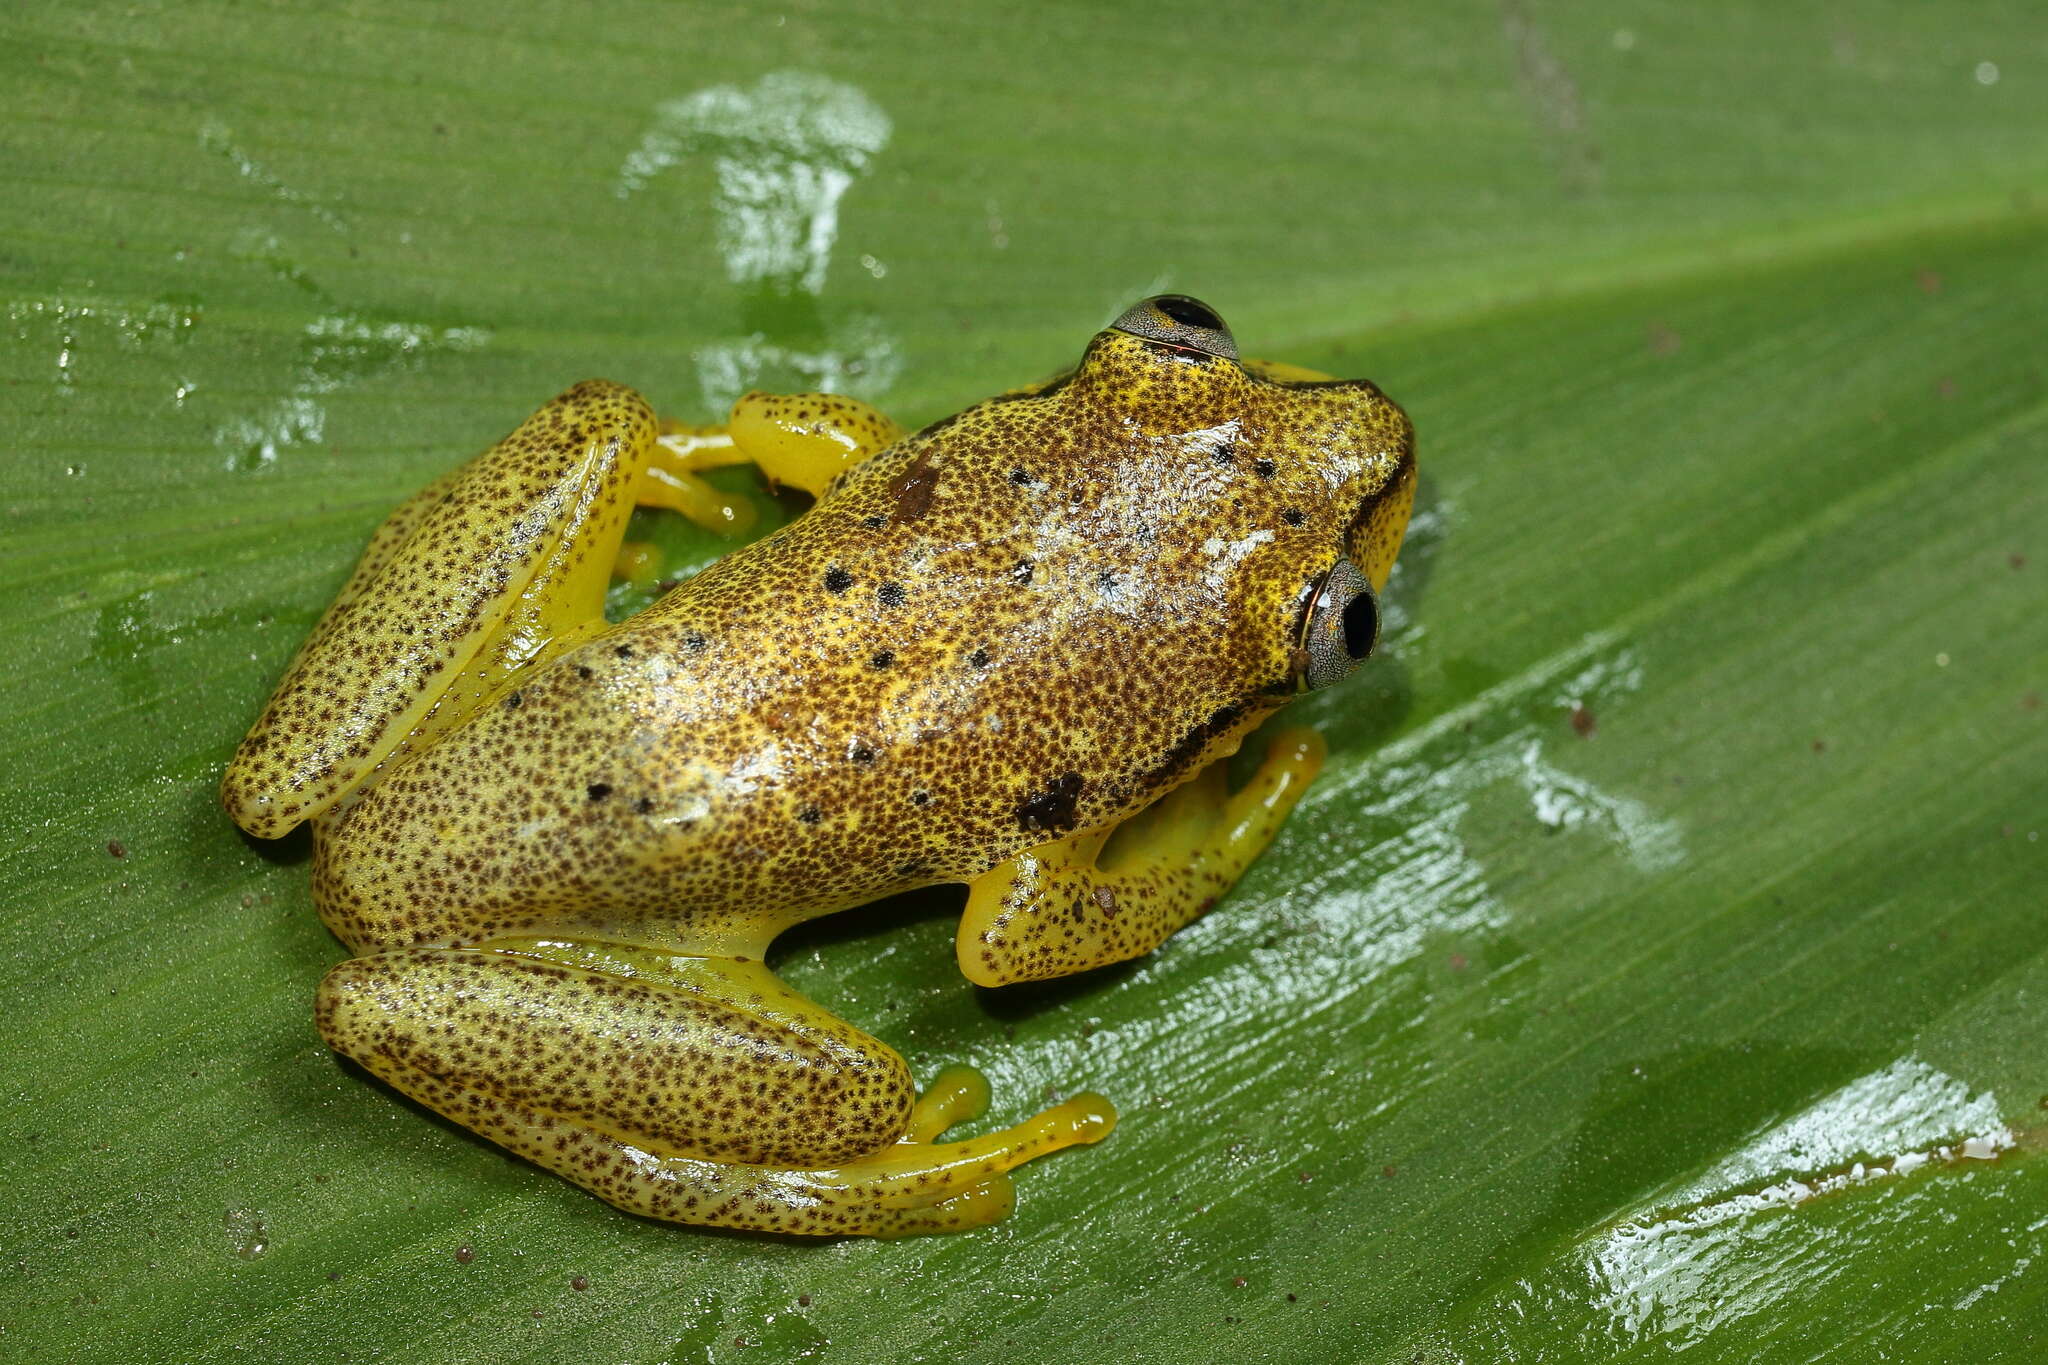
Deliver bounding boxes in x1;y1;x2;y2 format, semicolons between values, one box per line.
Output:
1156;295;1222;331
1340;589;1378;660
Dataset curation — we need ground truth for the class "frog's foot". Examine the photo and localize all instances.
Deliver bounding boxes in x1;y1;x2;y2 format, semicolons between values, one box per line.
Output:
958;728;1326;986
635;420;759;539
903;1063;993;1143
316;946;1111;1236
630;393;904;548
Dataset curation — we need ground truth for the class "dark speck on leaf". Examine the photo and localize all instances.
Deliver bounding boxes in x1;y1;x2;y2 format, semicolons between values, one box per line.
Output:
877;581;907;608
870;650;895;670
1282;508;1306;527
1254;457;1277;479
850;745;877;766
633;797;654;815
587;783;611;801
683;632;708;653
576;665;594;680
798;806;823;825
861;513;887;529
968;647;990;668
824;566;854;594
1009;467;1032;485
614;644;633;658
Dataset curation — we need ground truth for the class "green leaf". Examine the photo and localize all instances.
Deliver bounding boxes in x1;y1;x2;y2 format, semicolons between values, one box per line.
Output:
4;3;2045;1361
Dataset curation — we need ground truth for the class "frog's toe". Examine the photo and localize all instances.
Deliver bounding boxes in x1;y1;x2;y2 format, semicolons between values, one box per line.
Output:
869;1173;1015;1239
902;1063;992;1143
824;1090;1114;1236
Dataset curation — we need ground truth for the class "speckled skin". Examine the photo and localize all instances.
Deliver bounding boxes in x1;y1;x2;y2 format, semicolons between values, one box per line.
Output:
223;302;1415;1235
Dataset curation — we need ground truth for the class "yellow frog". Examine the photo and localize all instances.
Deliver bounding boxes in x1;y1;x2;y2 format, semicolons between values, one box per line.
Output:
222;295;1415;1236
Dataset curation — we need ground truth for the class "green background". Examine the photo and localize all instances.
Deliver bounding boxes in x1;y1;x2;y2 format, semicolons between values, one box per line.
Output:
4;2;2045;1361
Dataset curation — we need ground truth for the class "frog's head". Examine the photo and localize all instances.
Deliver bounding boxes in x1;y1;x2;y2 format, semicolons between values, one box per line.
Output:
1065;294;1417;695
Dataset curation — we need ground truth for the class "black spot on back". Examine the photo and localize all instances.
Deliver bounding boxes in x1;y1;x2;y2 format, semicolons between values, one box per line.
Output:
1016;772;1085;834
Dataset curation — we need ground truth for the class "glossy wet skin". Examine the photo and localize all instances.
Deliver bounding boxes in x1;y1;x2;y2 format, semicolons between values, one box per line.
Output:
223;295;1416;1235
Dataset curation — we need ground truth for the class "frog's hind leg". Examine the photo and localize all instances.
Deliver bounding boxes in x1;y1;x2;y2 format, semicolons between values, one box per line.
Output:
958;729;1326;987
316;946;1111;1236
222;380;668;837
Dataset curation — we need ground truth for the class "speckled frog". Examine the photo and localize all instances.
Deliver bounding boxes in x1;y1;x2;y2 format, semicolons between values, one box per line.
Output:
221;296;1415;1236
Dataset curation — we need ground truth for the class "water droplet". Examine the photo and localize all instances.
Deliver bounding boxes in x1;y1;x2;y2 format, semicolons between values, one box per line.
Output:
224;1207;271;1259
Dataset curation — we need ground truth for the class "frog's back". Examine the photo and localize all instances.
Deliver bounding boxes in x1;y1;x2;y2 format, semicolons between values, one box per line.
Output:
314;348;1412;956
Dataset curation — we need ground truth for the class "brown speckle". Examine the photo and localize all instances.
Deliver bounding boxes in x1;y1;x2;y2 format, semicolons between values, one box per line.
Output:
823;566;854;594
890;450;940;521
106;839;127;859
455;1245;475;1264
1569;704;1595;737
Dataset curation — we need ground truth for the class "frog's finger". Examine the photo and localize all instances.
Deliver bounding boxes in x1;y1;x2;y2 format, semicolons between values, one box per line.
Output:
958;729;1326;987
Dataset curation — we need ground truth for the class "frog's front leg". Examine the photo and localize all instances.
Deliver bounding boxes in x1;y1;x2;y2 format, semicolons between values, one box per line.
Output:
316;944;1112;1236
958;730;1326;986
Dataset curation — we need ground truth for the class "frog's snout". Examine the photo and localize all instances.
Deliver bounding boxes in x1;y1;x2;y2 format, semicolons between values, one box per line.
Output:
1111;294;1238;361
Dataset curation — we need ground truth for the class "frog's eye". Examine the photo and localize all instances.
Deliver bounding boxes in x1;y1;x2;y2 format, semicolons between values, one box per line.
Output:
1295;558;1379;691
1111;294;1239;361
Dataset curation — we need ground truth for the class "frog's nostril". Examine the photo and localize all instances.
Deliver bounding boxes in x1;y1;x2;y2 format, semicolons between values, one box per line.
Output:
1111;294;1238;360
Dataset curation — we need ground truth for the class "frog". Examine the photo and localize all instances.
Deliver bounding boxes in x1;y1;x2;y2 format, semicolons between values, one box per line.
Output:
221;294;1416;1237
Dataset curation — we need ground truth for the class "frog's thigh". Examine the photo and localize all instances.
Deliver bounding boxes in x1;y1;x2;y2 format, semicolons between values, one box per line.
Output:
958;729;1326;987
222;380;660;837
317;948;1110;1235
